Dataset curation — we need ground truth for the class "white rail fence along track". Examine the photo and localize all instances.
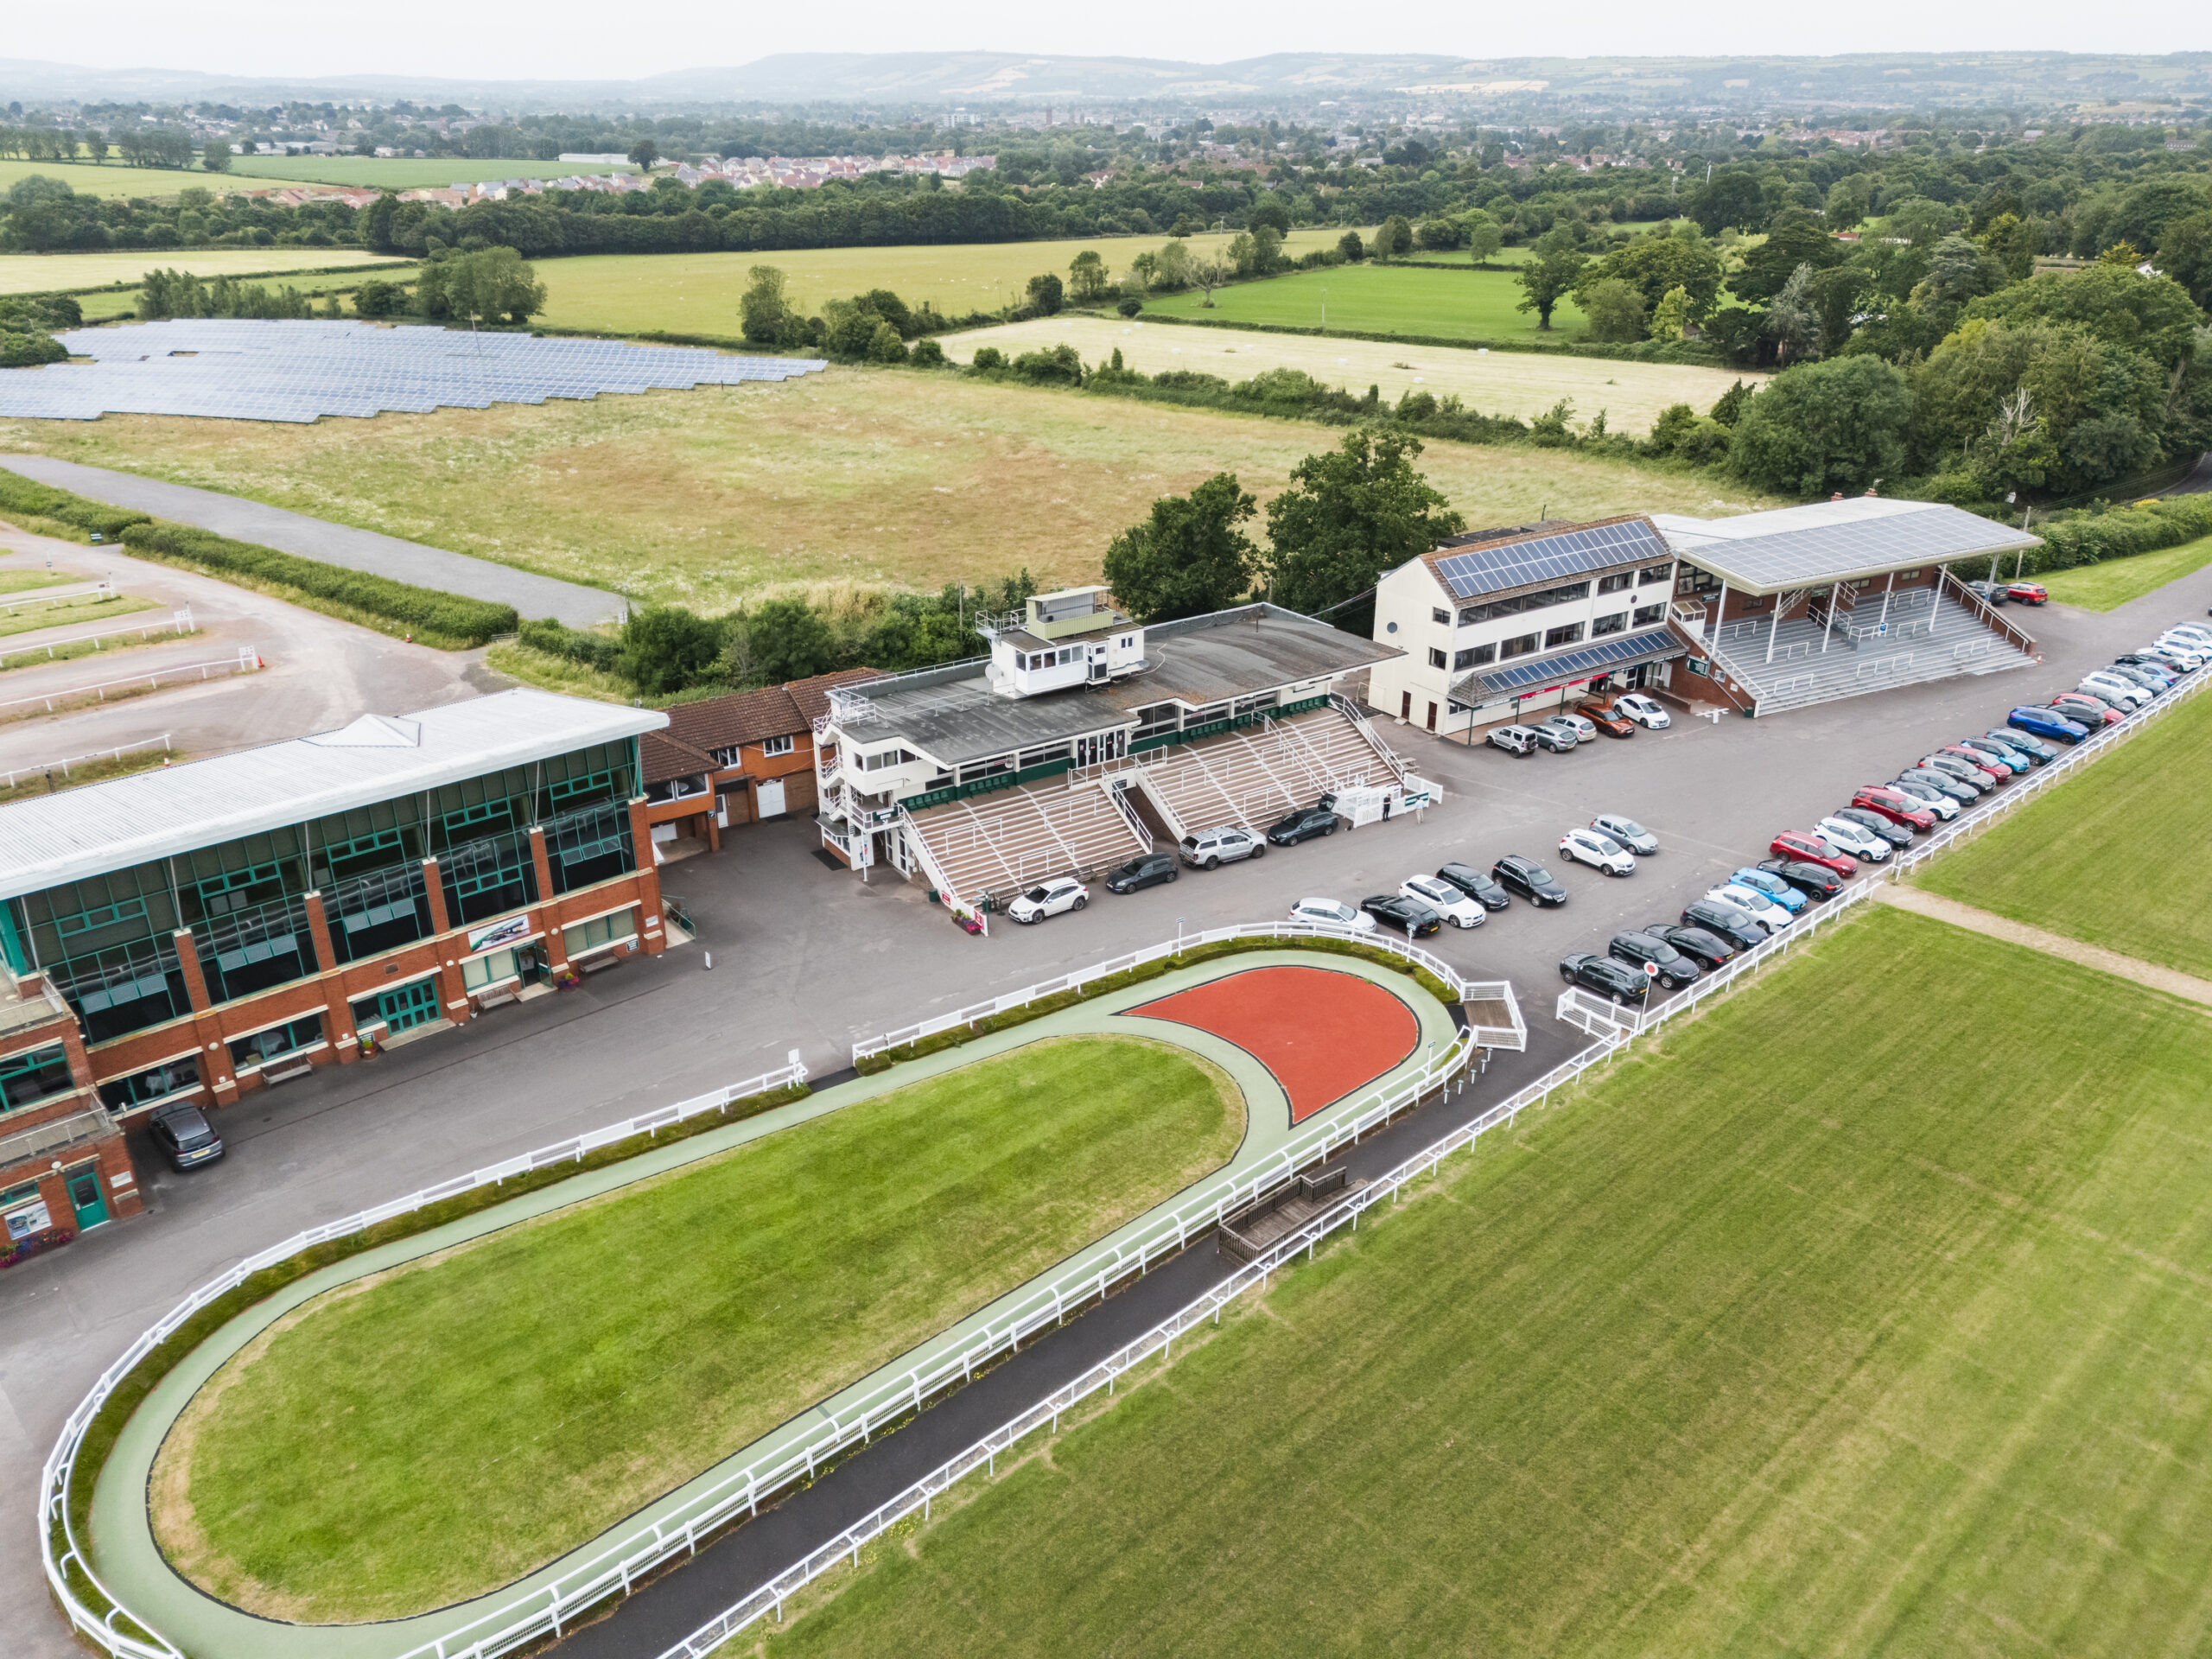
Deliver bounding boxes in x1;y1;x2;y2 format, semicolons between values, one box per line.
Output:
0;607;194;668
3;733;172;791
0;645;258;717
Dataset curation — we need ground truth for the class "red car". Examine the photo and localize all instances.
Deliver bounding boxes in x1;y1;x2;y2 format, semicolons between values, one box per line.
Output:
1937;743;2013;780
2006;581;2048;605
1769;831;1858;877
1851;787;1937;831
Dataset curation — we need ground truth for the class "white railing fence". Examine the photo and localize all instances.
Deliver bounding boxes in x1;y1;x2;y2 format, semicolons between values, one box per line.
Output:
0;607;194;669
0;645;259;717
38;1058;810;1659
3;734;171;791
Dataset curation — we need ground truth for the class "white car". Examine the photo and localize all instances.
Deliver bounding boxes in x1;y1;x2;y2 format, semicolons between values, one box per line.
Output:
2153;633;2209;667
1558;826;1636;876
1008;876;1088;924
1815;815;1892;862
1288;896;1376;933
1590;813;1658;855
2163;621;2212;647
1614;692;1671;730
1708;882;1796;932
1400;874;1484;929
2142;642;2205;672
1887;778;1960;819
2078;672;2149;710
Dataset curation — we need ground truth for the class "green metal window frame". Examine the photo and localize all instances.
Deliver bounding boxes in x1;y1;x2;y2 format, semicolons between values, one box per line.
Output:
194;859;287;906
443;832;536;901
1;1044;75;1115
549;765;621;807
441;798;518;838
51;893;149;939
321;825;408;874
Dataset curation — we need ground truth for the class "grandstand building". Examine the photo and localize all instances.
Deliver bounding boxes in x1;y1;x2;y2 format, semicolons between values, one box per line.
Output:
811;588;1429;912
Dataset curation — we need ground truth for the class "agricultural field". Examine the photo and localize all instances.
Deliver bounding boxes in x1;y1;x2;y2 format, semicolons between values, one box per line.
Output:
0;248;404;298
154;1035;1241;1621
1921;678;2212;976
760;909;2212;1658
1141;262;1586;342
944;316;1755;434
0;157;203;200
226;155;639;189
2037;534;2212;611
0;368;1776;613
527;228;1355;337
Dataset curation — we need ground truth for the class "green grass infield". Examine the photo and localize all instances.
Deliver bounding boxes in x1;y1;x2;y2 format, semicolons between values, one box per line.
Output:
2038;533;2212;612
151;1033;1242;1622
757;906;2212;1656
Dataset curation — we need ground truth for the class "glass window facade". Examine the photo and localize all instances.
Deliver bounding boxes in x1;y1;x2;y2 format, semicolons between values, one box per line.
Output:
98;1054;203;1111
563;909;638;957
326;863;433;965
227;1013;325;1071
196;895;316;1007
1;1043;75;1115
545;800;636;895
441;830;538;926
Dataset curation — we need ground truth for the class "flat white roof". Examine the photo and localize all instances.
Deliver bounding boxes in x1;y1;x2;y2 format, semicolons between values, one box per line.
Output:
1652;498;2039;594
0;690;666;902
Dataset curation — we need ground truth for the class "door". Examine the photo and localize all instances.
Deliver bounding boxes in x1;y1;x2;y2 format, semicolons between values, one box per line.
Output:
756;778;787;819
378;977;442;1033
66;1167;110;1230
1400;691;1412;720
1425;702;1437;731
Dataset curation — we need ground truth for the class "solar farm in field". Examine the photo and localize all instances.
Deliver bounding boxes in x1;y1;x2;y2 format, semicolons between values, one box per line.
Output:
0;320;825;423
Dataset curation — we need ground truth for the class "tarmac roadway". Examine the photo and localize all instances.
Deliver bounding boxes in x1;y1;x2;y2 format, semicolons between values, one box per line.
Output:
4;562;2209;1659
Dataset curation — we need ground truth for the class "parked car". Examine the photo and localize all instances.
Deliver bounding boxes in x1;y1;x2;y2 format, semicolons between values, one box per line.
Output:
1361;893;1443;938
1831;806;1913;849
1559;826;1637;876
1613;692;1672;729
1264;804;1341;846
2163;620;2212;647
1104;851;1179;893
1008;877;1089;924
2005;581;2049;605
1530;720;1580;753
1727;866;1808;912
2103;663;2172;696
1576;702;1637;739
1400;874;1484;929
2136;643;2204;673
1850;787;1937;832
1288;896;1376;933
1708;882;1796;931
2046;692;2123;728
2007;706;2088;745
1609;931;1704;988
1815;815;1894;861
1434;862;1512;910
1897;766;1981;803
1681;897;1770;950
149;1103;224;1172
1985;728;2060;763
1546;712;1599;744
1955;736;2041;772
1934;745;2011;782
1488;724;1541;756
1179;825;1265;869
1643;923;1737;970
1920;752;2000;788
1756;857;1846;901
2077;671;2150;711
1966;578;2009;606
1884;778;1961;819
1590;813;1658;855
1559;951;1651;1005
1769;831;1858;877
1492;854;1569;906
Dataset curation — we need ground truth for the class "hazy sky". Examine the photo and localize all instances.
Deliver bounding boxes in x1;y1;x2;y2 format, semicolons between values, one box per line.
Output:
10;0;2209;85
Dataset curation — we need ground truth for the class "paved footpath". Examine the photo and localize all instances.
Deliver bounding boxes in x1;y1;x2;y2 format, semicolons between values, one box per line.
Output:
0;454;620;630
1878;885;2212;1010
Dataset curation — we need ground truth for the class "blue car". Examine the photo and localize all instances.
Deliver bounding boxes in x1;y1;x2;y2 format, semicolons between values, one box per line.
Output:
1984;728;2058;763
1729;866;1808;913
2009;706;2088;745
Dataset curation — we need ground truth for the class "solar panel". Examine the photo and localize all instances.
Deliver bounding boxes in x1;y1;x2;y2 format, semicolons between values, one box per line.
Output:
1433;518;1669;601
1662;512;2033;590
1459;626;1685;698
0;320;828;424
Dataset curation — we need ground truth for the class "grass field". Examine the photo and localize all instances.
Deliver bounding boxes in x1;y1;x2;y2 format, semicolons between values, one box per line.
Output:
0;567;79;594
0;248;403;299
0;370;1776;612
0;745;174;802
527;230;1356;337
0;157;207;200
1920;678;2212;976
755;908;2212;1658
1141;262;1587;343
154;1035;1243;1621
944;316;1753;435
226;156;639;188
0;591;154;639
2039;535;2212;611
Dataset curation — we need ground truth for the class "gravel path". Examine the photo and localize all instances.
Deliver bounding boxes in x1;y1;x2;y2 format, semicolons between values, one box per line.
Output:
1878;884;2212;1011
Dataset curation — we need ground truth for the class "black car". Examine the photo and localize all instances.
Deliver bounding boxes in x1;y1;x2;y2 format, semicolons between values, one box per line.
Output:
1434;861;1511;910
1755;857;1844;902
1104;852;1178;893
1831;805;1913;849
1608;931;1702;989
1643;923;1738;971
1360;893;1443;938
1264;804;1341;846
1559;952;1651;1005
148;1103;224;1172
1681;897;1767;950
1491;855;1568;906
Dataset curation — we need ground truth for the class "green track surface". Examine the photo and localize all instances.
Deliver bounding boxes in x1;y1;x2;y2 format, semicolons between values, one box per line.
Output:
1920;681;2212;977
1141;262;1586;342
761;909;2212;1658
2039;535;2212;611
157;1034;1242;1622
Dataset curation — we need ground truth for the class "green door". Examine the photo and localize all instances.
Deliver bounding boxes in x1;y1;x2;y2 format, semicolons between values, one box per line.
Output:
66;1166;110;1230
378;978;442;1033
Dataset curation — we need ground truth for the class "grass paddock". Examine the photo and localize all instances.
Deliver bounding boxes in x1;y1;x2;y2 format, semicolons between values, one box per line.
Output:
2038;534;2212;611
1141;261;1588;344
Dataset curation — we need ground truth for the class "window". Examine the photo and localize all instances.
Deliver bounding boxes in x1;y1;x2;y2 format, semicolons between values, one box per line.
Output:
563;909;638;959
461;948;521;992
98;1054;202;1112
316;825;408;880
1427;647;1446;669
1637;563;1674;587
50;938;190;1045
861;747;913;772
195;896;317;1007
1597;572;1634;594
327;864;430;965
1;1044;74;1114
193;859;289;918
1633;603;1666;627
440;830;537;926
227;1013;325;1071
1452;644;1496;671
1592;611;1628;638
760;734;795;758
544;799;635;894
645;773;707;804
1500;632;1541;660
1432;607;1450;626
1737;594;1764;612
1545;623;1585;649
1452;580;1592;626
1677;569;1720;596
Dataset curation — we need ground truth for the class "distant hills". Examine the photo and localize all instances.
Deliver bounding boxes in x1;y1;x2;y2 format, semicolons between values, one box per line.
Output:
3;50;2209;111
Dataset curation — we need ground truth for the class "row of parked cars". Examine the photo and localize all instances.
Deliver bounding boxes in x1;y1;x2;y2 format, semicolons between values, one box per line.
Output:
1555;618;2205;1007
1486;692;1672;755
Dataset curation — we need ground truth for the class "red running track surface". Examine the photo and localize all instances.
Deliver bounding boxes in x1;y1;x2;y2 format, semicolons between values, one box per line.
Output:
1125;965;1421;1124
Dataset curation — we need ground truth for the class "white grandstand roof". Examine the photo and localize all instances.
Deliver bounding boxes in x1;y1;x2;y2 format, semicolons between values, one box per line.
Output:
1652;498;2040;595
0;690;665;901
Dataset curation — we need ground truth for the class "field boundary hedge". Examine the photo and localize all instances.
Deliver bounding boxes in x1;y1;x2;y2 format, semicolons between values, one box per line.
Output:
0;468;150;537
2025;493;2212;574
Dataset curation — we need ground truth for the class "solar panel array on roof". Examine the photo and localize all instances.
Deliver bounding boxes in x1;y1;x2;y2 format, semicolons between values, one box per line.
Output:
0;320;828;423
1457;626;1685;699
1430;518;1668;601
1656;512;2032;592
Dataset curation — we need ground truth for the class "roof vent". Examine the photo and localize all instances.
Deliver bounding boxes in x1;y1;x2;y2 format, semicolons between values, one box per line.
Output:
303;715;423;748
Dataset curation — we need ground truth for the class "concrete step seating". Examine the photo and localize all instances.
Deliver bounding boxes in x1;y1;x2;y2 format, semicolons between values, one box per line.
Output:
906;779;1148;906
1705;590;2036;717
1131;708;1404;838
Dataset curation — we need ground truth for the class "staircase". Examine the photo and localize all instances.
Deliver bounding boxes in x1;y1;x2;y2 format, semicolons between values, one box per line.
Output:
1128;707;1414;840
1702;585;2037;718
905;779;1149;907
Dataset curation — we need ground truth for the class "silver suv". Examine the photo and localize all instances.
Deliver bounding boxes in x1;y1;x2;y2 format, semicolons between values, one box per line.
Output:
1179;825;1265;870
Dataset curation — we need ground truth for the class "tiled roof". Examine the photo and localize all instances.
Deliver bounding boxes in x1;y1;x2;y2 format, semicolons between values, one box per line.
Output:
640;729;720;786
662;668;878;757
